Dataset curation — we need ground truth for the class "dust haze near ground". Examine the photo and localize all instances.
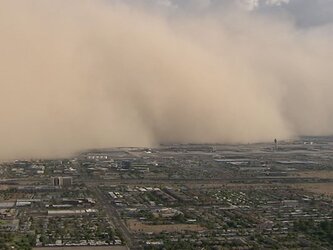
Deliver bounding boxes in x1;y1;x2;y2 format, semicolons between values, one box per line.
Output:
0;0;333;159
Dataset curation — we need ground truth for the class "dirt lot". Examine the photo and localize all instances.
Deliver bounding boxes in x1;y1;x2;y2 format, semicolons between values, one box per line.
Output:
296;170;333;179
0;185;9;191
126;219;206;233
292;182;333;196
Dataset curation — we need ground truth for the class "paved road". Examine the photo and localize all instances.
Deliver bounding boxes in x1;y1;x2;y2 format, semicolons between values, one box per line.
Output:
7;176;333;186
91;186;139;250
82;177;333;186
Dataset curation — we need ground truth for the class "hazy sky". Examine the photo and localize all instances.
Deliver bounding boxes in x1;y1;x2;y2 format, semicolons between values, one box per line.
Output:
120;0;333;27
0;0;333;159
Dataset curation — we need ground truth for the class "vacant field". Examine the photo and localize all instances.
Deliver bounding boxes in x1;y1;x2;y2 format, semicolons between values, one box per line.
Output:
127;219;206;233
292;182;333;196
296;171;333;179
186;183;282;190
0;185;9;190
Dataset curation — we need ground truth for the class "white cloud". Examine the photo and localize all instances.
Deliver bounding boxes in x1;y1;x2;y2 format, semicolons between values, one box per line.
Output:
265;0;290;6
239;0;260;11
156;0;176;8
239;0;290;11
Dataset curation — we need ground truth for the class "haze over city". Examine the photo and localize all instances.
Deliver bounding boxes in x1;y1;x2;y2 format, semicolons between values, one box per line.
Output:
1;0;333;159
1;2;333;250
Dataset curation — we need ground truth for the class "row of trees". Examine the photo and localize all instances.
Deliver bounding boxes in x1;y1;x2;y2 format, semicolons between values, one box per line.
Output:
294;219;333;246
0;232;34;250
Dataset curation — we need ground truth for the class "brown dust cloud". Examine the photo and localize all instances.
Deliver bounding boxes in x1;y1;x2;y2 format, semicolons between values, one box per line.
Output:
0;0;333;159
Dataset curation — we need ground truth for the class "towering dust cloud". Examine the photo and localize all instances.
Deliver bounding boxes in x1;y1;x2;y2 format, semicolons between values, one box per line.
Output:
0;0;333;159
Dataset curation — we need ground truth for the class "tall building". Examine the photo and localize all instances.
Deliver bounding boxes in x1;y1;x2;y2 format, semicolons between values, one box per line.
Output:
51;177;72;187
52;177;60;186
60;177;72;187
